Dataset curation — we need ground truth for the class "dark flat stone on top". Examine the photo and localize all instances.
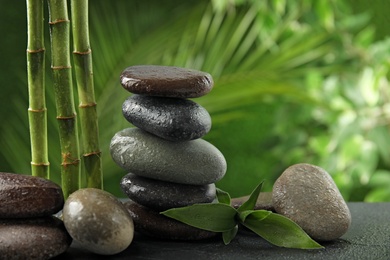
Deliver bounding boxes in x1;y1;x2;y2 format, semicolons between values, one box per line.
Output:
56;203;390;259
120;65;213;98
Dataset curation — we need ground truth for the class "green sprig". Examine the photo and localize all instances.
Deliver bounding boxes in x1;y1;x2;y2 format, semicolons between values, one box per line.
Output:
161;181;324;249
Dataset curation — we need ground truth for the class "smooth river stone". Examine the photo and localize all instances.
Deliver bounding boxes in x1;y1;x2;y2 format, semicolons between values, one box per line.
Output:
120;65;213;98
122;95;212;141
120;173;216;211
63;188;134;255
123;200;217;240
0;172;64;218
110;128;227;185
272;163;351;241
0;217;72;260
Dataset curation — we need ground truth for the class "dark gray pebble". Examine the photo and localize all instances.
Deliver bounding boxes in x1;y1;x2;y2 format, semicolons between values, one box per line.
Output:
122;95;211;141
120;173;216;211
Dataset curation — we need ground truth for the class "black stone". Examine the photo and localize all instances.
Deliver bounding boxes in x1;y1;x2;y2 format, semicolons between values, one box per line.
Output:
0;217;72;260
120;173;216;211
120;65;213;98
123;200;217;241
0;172;64;218
122;95;211;141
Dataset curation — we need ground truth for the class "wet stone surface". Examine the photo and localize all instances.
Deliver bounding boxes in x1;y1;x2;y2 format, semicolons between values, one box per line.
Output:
62;188;134;255
110;128;227;185
120;65;213;98
120;173;216;211
122;95;211;141
272;163;351;241
0;216;72;260
0;172;64;218
123;200;217;241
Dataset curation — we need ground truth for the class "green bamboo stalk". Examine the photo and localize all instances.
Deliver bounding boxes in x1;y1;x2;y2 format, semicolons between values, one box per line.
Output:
71;0;103;189
26;0;50;179
47;0;80;198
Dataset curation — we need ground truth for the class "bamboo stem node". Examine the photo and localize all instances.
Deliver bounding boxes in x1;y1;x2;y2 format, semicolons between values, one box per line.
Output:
28;108;47;113
56;113;77;120
31;162;50;166
73;49;92;55
27;48;45;54
79;102;97;108
61;152;80;166
49;19;70;25
84;150;101;157
51;65;72;70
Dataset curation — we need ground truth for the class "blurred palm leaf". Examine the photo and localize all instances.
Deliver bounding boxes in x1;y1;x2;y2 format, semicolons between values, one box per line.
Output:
1;0;364;196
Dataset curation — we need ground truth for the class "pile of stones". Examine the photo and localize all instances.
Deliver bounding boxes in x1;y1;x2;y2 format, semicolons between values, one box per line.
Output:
110;65;227;240
0;172;71;259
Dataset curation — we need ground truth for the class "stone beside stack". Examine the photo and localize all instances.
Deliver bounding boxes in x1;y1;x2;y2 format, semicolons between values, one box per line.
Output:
110;65;227;240
0;172;72;259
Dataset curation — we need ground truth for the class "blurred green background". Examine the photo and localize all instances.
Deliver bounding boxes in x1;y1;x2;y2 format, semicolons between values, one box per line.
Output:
1;0;390;201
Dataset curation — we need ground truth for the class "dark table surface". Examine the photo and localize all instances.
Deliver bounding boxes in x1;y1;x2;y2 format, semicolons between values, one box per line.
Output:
55;203;390;260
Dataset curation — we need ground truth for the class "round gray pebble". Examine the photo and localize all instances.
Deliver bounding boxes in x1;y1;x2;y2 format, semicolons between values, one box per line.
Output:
63;188;134;255
272;163;351;241
120;173;216;211
122;95;211;141
110;128;227;185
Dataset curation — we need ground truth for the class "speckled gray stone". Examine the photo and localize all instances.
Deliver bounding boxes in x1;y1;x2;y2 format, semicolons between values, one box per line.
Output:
120;65;213;98
122;95;211;141
0;172;64;218
272;163;351;241
0;217;72;260
110;128;227;185
120;173;216;211
63;188;134;255
123;200;217;241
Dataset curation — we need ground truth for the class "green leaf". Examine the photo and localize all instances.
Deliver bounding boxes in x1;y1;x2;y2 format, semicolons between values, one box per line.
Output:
161;203;238;232
238;209;271;223
216;188;231;205
242;212;324;249
222;225;238;245
237;180;264;213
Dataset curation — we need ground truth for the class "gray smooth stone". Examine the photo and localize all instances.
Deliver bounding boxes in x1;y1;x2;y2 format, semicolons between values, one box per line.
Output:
63;188;134;255
0;217;72;260
123;200;217;241
120;173;216;211
122;95;211;141
120;65;213;98
272;163;351;241
0;172;64;218
110;128;227;185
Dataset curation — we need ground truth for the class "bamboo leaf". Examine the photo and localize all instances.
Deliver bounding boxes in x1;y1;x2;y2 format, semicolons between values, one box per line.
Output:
216;188;231;205
222;225;238;245
243;212;324;249
161;203;238;232
237;180;263;212
238;209;270;223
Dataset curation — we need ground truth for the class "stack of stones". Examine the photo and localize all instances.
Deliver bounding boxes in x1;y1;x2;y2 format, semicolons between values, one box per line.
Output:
0;172;72;259
110;65;227;240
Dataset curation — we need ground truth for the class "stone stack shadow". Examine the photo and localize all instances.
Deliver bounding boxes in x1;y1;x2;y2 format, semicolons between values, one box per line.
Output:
110;65;227;240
